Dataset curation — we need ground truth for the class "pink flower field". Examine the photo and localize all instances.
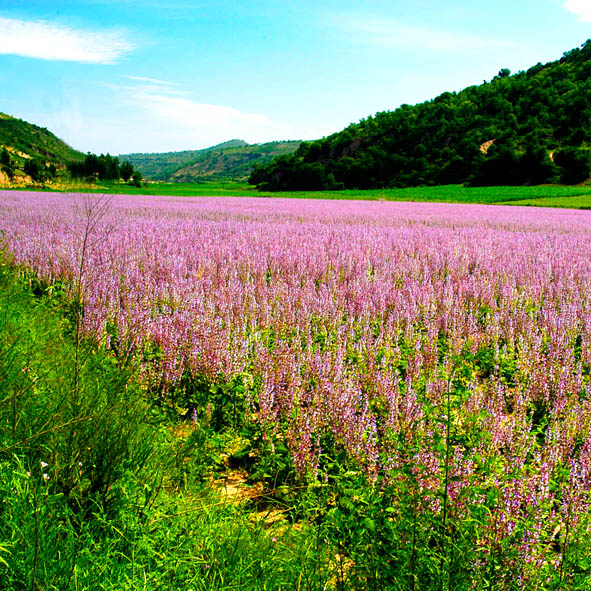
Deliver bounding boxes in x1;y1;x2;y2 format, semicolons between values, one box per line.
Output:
3;189;591;579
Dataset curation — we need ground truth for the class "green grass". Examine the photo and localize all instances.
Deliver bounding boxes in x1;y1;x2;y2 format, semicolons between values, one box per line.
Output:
495;194;591;208
0;258;334;591
31;179;259;196
266;184;591;204
22;180;591;209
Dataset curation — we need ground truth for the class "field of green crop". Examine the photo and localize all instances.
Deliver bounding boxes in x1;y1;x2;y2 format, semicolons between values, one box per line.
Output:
496;194;591;208
39;180;591;208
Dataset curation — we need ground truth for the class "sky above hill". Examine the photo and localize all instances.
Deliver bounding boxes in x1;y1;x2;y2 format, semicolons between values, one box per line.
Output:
1;0;590;154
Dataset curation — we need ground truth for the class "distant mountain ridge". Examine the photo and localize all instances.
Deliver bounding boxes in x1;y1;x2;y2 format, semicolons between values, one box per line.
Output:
250;40;591;190
0;111;301;186
119;139;301;182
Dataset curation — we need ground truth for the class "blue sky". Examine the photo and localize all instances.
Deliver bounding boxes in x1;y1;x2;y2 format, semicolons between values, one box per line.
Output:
1;0;590;155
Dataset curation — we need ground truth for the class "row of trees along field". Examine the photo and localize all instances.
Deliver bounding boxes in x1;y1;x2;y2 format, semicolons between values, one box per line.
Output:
1;147;142;185
68;153;142;185
250;40;591;190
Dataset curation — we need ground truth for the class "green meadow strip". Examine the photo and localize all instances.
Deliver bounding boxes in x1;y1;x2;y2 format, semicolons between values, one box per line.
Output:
13;180;591;208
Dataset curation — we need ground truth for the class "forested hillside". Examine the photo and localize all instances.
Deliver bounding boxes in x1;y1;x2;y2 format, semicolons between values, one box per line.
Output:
120;140;300;181
0;113;84;184
250;40;591;190
0;113;83;163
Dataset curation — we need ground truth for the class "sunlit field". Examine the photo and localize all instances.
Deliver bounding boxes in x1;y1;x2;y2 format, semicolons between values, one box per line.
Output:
3;189;591;587
24;180;591;208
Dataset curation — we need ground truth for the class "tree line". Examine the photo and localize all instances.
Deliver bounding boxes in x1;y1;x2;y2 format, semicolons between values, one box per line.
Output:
250;40;591;190
68;153;142;185
1;148;142;186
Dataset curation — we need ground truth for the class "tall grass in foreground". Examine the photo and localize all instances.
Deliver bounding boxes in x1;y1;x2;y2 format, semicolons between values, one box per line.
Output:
0;258;333;590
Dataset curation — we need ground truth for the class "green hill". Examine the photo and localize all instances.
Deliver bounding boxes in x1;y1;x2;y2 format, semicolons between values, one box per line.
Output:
250;40;591;191
0;112;84;184
0;112;83;164
120;140;300;182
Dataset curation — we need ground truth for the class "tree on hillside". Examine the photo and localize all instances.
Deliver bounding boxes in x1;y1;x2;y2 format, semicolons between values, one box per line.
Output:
120;161;134;181
554;147;591;184
24;158;45;182
1;147;10;167
0;147;13;179
130;170;143;187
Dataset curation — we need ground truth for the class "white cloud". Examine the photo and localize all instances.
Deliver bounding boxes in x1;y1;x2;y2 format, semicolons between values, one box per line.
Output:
564;0;591;22
137;92;274;133
29;79;322;154
0;17;134;64
341;18;517;52
121;75;176;86
123;82;312;147
19;76;327;154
